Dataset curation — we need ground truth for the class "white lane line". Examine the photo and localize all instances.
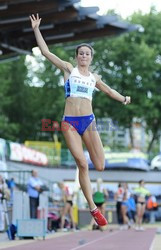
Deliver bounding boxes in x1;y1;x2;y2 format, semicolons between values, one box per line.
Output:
149;236;156;250
70;231;120;250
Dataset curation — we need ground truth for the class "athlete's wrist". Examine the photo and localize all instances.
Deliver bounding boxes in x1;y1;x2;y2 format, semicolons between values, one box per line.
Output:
122;96;127;104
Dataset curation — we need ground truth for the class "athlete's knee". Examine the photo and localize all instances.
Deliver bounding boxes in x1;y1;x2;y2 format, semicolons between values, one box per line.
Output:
96;164;105;171
95;159;105;171
75;157;88;170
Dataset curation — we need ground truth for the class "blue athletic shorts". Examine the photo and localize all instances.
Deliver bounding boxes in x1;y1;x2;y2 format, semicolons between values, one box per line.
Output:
62;114;95;135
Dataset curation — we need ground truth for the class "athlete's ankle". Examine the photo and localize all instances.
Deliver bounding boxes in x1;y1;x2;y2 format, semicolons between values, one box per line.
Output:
90;206;97;212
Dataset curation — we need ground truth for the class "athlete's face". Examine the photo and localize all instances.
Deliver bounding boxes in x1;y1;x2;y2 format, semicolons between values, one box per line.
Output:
76;46;92;66
139;180;144;187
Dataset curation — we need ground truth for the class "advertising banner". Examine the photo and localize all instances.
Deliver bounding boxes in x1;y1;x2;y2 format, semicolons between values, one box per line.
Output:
9;142;48;166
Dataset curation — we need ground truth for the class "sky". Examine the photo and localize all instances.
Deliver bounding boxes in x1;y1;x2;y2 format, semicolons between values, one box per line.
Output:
81;0;161;18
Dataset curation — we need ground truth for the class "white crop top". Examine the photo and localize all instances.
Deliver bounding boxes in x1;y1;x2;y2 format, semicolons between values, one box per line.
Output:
64;67;96;101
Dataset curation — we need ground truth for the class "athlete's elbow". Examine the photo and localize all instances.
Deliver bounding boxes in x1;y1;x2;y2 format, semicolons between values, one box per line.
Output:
41;49;50;57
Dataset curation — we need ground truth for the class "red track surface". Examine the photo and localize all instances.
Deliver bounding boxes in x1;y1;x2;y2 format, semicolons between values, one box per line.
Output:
2;228;156;250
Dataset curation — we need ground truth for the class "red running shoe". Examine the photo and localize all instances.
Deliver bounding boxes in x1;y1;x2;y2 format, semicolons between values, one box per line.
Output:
90;208;108;226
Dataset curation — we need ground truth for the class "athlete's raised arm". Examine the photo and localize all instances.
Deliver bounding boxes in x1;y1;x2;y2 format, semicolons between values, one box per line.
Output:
94;74;131;105
29;14;73;73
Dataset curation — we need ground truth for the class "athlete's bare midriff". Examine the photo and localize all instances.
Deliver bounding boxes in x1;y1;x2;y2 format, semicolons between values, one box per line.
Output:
64;97;93;116
137;196;146;203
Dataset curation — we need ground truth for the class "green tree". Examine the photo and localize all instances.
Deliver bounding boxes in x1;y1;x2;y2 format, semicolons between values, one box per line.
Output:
92;9;161;153
0;61;21;140
131;8;161;152
1;9;161;155
25;46;70;143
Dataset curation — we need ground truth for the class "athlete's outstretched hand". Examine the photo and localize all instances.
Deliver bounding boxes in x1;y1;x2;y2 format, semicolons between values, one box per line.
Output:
29;13;41;30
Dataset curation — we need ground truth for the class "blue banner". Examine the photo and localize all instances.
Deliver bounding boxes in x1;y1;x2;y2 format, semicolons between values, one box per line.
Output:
87;151;149;171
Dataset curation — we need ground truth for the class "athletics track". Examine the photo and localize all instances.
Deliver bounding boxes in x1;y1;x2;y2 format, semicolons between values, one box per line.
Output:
0;227;157;250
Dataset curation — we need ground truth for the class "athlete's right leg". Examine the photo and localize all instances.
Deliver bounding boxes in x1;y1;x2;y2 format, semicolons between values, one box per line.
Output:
139;204;146;227
69;205;76;229
62;122;96;211
135;203;146;231
121;204;129;225
61;202;70;229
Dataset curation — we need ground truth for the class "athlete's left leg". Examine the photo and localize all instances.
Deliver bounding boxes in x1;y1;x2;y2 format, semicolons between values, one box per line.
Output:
82;122;105;171
82;123;108;226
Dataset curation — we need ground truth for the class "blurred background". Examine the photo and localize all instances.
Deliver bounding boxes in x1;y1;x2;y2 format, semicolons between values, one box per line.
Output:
0;0;161;235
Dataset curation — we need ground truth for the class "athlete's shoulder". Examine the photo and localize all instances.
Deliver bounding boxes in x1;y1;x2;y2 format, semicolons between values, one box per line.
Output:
92;72;102;83
64;62;74;74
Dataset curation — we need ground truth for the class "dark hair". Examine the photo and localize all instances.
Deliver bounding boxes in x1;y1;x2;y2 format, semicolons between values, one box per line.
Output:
118;182;122;188
139;179;144;185
75;43;94;57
